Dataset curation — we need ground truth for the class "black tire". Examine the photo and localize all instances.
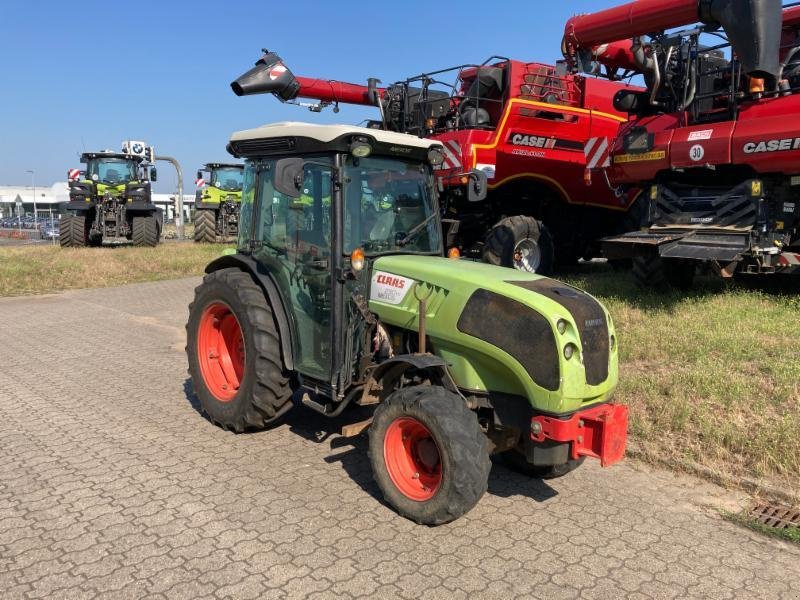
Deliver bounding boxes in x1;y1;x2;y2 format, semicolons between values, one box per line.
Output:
132;215;159;247
608;191;649;271
369;386;490;525
632;256;696;290
502;449;585;480
194;209;218;243
483;215;555;275
186;268;293;432
59;215;88;247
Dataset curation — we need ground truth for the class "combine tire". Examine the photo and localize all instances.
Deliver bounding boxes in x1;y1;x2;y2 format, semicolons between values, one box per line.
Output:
186;268;293;432
502;449;585;479
194;209;217;243
483;215;554;275
132;215;159;247
632;256;696;290
59;215;88;247
369;385;490;525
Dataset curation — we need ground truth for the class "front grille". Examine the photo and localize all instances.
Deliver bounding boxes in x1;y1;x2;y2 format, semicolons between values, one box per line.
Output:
457;289;559;391
512;280;609;386
653;182;758;229
231;137;296;156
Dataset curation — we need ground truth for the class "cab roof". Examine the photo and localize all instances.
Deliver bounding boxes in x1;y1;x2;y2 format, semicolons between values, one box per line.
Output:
230;121;440;151
81;151;143;163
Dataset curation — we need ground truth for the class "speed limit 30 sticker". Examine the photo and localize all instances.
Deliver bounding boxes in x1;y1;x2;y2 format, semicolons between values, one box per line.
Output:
689;144;705;162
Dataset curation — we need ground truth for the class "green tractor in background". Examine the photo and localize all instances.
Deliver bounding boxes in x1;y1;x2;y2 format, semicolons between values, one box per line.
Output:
62;142;162;247
185;121;628;525
193;163;244;243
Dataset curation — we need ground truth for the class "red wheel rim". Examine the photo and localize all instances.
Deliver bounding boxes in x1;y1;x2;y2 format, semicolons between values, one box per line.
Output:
383;417;442;501
197;302;245;402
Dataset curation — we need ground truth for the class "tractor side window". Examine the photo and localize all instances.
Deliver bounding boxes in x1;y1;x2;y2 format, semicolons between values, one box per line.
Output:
252;158;334;382
237;161;257;248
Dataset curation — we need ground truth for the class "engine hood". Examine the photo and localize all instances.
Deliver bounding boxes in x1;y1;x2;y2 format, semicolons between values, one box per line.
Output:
367;255;618;414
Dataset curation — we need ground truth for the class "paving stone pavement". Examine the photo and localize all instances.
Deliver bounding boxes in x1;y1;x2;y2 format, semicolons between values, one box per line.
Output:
0;277;798;600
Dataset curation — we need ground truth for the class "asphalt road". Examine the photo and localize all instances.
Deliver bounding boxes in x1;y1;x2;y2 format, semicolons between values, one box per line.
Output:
1;278;798;599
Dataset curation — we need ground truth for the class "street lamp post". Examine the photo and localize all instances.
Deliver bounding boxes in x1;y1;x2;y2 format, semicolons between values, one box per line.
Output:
26;170;37;229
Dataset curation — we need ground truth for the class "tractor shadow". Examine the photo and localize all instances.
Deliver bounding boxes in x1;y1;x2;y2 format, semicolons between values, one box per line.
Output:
182;383;559;506
285;401;559;506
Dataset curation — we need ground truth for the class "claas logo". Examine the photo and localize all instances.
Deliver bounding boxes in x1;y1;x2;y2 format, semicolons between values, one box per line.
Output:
376;274;406;289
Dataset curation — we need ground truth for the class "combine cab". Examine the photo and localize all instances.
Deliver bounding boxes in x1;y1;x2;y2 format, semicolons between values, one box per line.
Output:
62;142;161;247
193;163;244;243
566;0;800;288
230;50;643;273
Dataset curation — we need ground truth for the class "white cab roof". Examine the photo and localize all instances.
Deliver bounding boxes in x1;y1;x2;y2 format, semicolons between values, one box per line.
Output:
230;121;440;150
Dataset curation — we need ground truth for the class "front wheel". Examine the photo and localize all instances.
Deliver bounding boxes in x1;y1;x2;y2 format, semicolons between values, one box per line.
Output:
369;386;490;525
483;216;554;275
132;215;159;247
59;215;88;247
194;209;218;243
632;256;696;290
186;268;293;432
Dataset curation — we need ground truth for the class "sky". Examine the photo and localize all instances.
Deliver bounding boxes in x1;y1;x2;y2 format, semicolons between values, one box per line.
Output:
0;0;790;193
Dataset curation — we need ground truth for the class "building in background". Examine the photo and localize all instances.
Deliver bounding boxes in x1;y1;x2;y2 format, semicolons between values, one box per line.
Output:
0;183;194;223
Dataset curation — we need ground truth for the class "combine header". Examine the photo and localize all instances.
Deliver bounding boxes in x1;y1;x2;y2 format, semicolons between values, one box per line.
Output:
228;50;642;273
566;0;800;287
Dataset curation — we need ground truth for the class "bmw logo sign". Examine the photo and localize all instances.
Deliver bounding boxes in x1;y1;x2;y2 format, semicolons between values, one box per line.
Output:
133;143;143;154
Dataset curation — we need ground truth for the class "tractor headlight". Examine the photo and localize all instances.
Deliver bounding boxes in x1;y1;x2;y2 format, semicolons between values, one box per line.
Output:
350;139;372;158
556;319;567;335
563;343;578;360
428;148;445;166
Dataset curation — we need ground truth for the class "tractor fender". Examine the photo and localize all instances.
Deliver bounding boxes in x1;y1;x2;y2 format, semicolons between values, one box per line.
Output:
360;354;462;405
204;254;295;371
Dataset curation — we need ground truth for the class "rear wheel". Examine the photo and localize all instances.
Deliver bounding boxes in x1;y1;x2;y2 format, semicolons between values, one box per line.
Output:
186;268;293;432
369;386;490;525
632;256;696;290
502;448;585;479
132;215;159;247
483;215;554;275
59;215;88;247
194;209;218;243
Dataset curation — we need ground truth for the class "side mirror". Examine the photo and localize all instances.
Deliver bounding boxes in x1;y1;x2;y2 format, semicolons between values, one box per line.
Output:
196;170;203;181
274;158;305;198
150;167;157;182
467;169;488;202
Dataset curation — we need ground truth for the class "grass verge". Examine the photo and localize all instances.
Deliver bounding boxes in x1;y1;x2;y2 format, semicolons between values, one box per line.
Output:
721;509;800;545
0;242;231;297
564;264;800;500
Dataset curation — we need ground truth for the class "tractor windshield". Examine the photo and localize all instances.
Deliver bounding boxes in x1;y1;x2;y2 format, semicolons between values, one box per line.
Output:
344;156;440;256
211;167;243;192
87;158;137;185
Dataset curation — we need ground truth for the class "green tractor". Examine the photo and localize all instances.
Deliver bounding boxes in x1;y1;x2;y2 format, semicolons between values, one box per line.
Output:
185;122;627;525
193;163;244;243
62;148;162;247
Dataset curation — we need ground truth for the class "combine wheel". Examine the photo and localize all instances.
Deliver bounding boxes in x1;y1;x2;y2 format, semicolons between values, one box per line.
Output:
483;215;554;275
186;268;293;432
502;448;585;479
369;386;490;525
132;215;159;247
59;215;88;247
194;209;218;243
632;256;695;290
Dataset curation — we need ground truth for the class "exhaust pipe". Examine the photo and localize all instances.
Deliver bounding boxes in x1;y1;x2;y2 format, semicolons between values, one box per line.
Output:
700;0;782;81
230;50;301;101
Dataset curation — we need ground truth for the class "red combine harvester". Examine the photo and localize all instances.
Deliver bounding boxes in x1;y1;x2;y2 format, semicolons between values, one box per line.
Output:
230;51;642;273
564;0;800;288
